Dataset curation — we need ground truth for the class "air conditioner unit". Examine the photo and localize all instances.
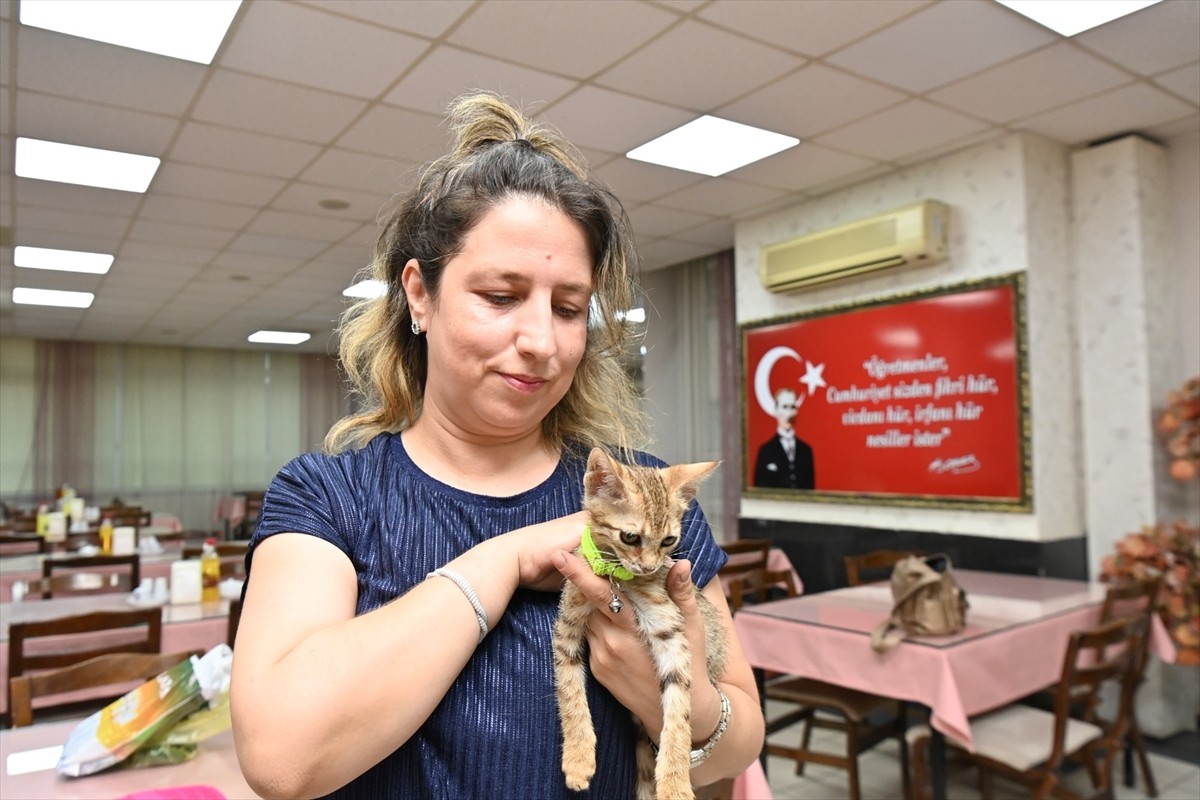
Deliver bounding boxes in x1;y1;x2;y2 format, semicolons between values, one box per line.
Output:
760;200;949;292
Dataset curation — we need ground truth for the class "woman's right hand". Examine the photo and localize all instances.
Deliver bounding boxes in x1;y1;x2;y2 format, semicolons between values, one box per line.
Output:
496;510;587;591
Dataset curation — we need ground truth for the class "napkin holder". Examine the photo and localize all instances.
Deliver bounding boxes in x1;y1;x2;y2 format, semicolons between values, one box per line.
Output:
170;560;202;605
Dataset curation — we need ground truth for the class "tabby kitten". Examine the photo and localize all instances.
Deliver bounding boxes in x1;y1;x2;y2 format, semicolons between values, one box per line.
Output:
554;447;726;800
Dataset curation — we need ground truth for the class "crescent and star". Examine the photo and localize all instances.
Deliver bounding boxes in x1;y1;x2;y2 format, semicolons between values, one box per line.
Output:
754;346;828;415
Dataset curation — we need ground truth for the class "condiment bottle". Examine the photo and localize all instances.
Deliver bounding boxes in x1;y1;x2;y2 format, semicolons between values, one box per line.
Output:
200;538;221;603
99;517;114;554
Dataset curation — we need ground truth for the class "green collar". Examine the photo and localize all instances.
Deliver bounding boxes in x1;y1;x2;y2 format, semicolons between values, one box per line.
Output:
580;525;634;581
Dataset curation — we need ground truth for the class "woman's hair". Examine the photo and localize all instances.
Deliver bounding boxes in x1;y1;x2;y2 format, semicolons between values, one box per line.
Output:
326;91;648;456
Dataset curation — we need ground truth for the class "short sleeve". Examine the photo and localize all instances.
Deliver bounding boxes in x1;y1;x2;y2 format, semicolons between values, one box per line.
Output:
251;451;360;557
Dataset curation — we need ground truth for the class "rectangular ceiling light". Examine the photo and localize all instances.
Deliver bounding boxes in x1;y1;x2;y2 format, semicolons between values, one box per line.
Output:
626;115;799;177
12;287;95;308
19;0;242;65
994;0;1160;36
248;330;311;345
343;279;387;299
15;245;114;275
16;137;160;193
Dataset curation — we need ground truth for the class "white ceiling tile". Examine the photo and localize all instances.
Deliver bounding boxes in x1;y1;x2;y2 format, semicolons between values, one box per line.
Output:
103;258;201;287
245;210;360;243
15;176;143;217
296;0;474;38
638;238;719;272
0;20;10;87
449;0;678;79
269;182;386;225
170;122;321;178
595;20;804;111
655;178;789;217
151;163;287;207
227;232;327;260
16;205;129;241
731;142;881;192
1074;0;1200;77
138;194;259;231
827;0;1054;93
17;26;206;115
384;45;579;116
1143;112;1200;141
192;70;369;143
542;86;694;154
672;219;737;250
14;91;177;156
1016;83;1196;145
119;240;219;267
1153;62;1200;105
210;251;306;278
335;105;448;163
218;1;429;98
10;268;102;292
593;157;705;204
127;220;236;250
625;203;714;239
300;148;417;196
814;99;989;161
719;63;907;139
928;43;1133;124
698;0;932;57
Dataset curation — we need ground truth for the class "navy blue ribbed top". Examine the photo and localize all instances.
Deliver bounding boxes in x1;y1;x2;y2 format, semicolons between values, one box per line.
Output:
247;433;727;799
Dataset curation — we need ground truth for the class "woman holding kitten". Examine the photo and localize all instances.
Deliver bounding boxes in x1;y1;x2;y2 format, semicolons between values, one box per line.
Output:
231;91;764;799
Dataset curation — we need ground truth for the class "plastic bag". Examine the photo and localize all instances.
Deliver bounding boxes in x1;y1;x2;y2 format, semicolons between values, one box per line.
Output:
57;644;233;777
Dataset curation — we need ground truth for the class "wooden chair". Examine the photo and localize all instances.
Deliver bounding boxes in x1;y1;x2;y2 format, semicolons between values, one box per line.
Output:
728;567;911;800
7;608;163;723
227;597;243;648
908;614;1147;800
40;554;140;599
101;505;151;528
844;549;924;587
183;542;249;578
717;538;773;581
9;649;202;727
0;533;48;557
1098;576;1163;797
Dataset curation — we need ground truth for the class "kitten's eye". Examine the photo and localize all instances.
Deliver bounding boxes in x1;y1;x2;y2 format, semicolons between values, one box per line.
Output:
620;531;639;545
660;536;678;549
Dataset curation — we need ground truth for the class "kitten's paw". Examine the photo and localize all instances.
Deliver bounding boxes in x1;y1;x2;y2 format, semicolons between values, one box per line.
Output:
562;746;596;791
656;776;695;800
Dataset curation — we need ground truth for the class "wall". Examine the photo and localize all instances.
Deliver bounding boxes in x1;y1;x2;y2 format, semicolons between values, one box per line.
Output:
732;130;1198;581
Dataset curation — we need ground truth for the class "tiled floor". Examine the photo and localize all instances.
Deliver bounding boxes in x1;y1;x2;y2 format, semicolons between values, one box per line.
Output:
762;703;1200;800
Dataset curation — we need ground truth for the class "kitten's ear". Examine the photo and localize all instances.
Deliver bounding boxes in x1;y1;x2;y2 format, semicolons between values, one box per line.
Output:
668;461;721;505
585;447;627;502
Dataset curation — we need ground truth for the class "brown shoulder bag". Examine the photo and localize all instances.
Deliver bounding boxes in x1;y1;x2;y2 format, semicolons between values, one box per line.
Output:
869;553;968;653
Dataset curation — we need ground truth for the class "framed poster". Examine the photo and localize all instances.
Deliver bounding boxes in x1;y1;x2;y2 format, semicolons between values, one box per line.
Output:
741;273;1030;511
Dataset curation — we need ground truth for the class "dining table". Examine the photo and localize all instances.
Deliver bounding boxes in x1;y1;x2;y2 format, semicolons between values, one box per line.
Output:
1;716;258;799
732;569;1177;800
1;594;235;717
1;550;246;603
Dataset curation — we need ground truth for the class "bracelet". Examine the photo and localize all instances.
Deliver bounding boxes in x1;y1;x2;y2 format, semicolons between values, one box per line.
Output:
427;568;489;644
649;686;732;768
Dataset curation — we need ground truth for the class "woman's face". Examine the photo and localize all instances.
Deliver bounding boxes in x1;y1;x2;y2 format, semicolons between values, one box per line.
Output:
404;195;593;444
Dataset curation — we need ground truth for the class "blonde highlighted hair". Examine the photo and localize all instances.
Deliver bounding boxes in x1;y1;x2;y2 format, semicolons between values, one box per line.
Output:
326;92;647;456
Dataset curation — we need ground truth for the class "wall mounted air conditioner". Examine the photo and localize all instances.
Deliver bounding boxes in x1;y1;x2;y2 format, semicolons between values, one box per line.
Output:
760;200;949;292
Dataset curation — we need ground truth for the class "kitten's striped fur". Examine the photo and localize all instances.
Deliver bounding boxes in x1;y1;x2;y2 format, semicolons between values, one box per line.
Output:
554;447;725;800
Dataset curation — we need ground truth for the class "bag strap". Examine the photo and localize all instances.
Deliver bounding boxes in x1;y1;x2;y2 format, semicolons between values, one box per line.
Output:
870;617;906;652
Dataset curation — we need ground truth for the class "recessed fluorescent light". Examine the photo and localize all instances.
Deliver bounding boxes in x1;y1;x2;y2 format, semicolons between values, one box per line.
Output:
15;137;160;193
12;287;95;308
994;0;1160;36
19;0;242;65
15;246;113;275
626;116;799;177
248;330;311;345
343;279;387;299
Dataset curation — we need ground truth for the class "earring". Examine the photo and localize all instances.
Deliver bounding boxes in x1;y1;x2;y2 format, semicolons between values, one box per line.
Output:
411;320;421;335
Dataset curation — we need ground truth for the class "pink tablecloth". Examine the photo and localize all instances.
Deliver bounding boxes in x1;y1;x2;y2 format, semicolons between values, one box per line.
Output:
733;571;1175;750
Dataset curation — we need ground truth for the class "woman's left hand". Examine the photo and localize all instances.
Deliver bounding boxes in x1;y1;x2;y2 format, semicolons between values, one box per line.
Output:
553;552;719;739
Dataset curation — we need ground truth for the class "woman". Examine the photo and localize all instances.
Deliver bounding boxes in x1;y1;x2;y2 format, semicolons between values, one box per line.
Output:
231;92;764;799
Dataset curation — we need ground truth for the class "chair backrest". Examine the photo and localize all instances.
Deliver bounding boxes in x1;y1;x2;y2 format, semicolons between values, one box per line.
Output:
227;597;242;648
41;554;140;599
717;538;773;580
0;533;48;556
1048;615;1146;773
7;607;164;718
101;505;151;527
727;567;800;612
844;549;924;587
1099;575;1162;675
8;649;202;727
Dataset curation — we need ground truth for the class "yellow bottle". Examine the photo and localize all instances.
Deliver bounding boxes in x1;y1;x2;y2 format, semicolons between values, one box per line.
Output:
99;517;114;554
201;538;221;603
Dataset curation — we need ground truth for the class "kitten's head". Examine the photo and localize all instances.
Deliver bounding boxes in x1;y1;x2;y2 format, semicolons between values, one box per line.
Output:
582;447;719;578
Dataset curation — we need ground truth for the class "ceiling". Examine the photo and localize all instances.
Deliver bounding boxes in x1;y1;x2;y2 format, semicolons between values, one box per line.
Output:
1;0;1197;354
